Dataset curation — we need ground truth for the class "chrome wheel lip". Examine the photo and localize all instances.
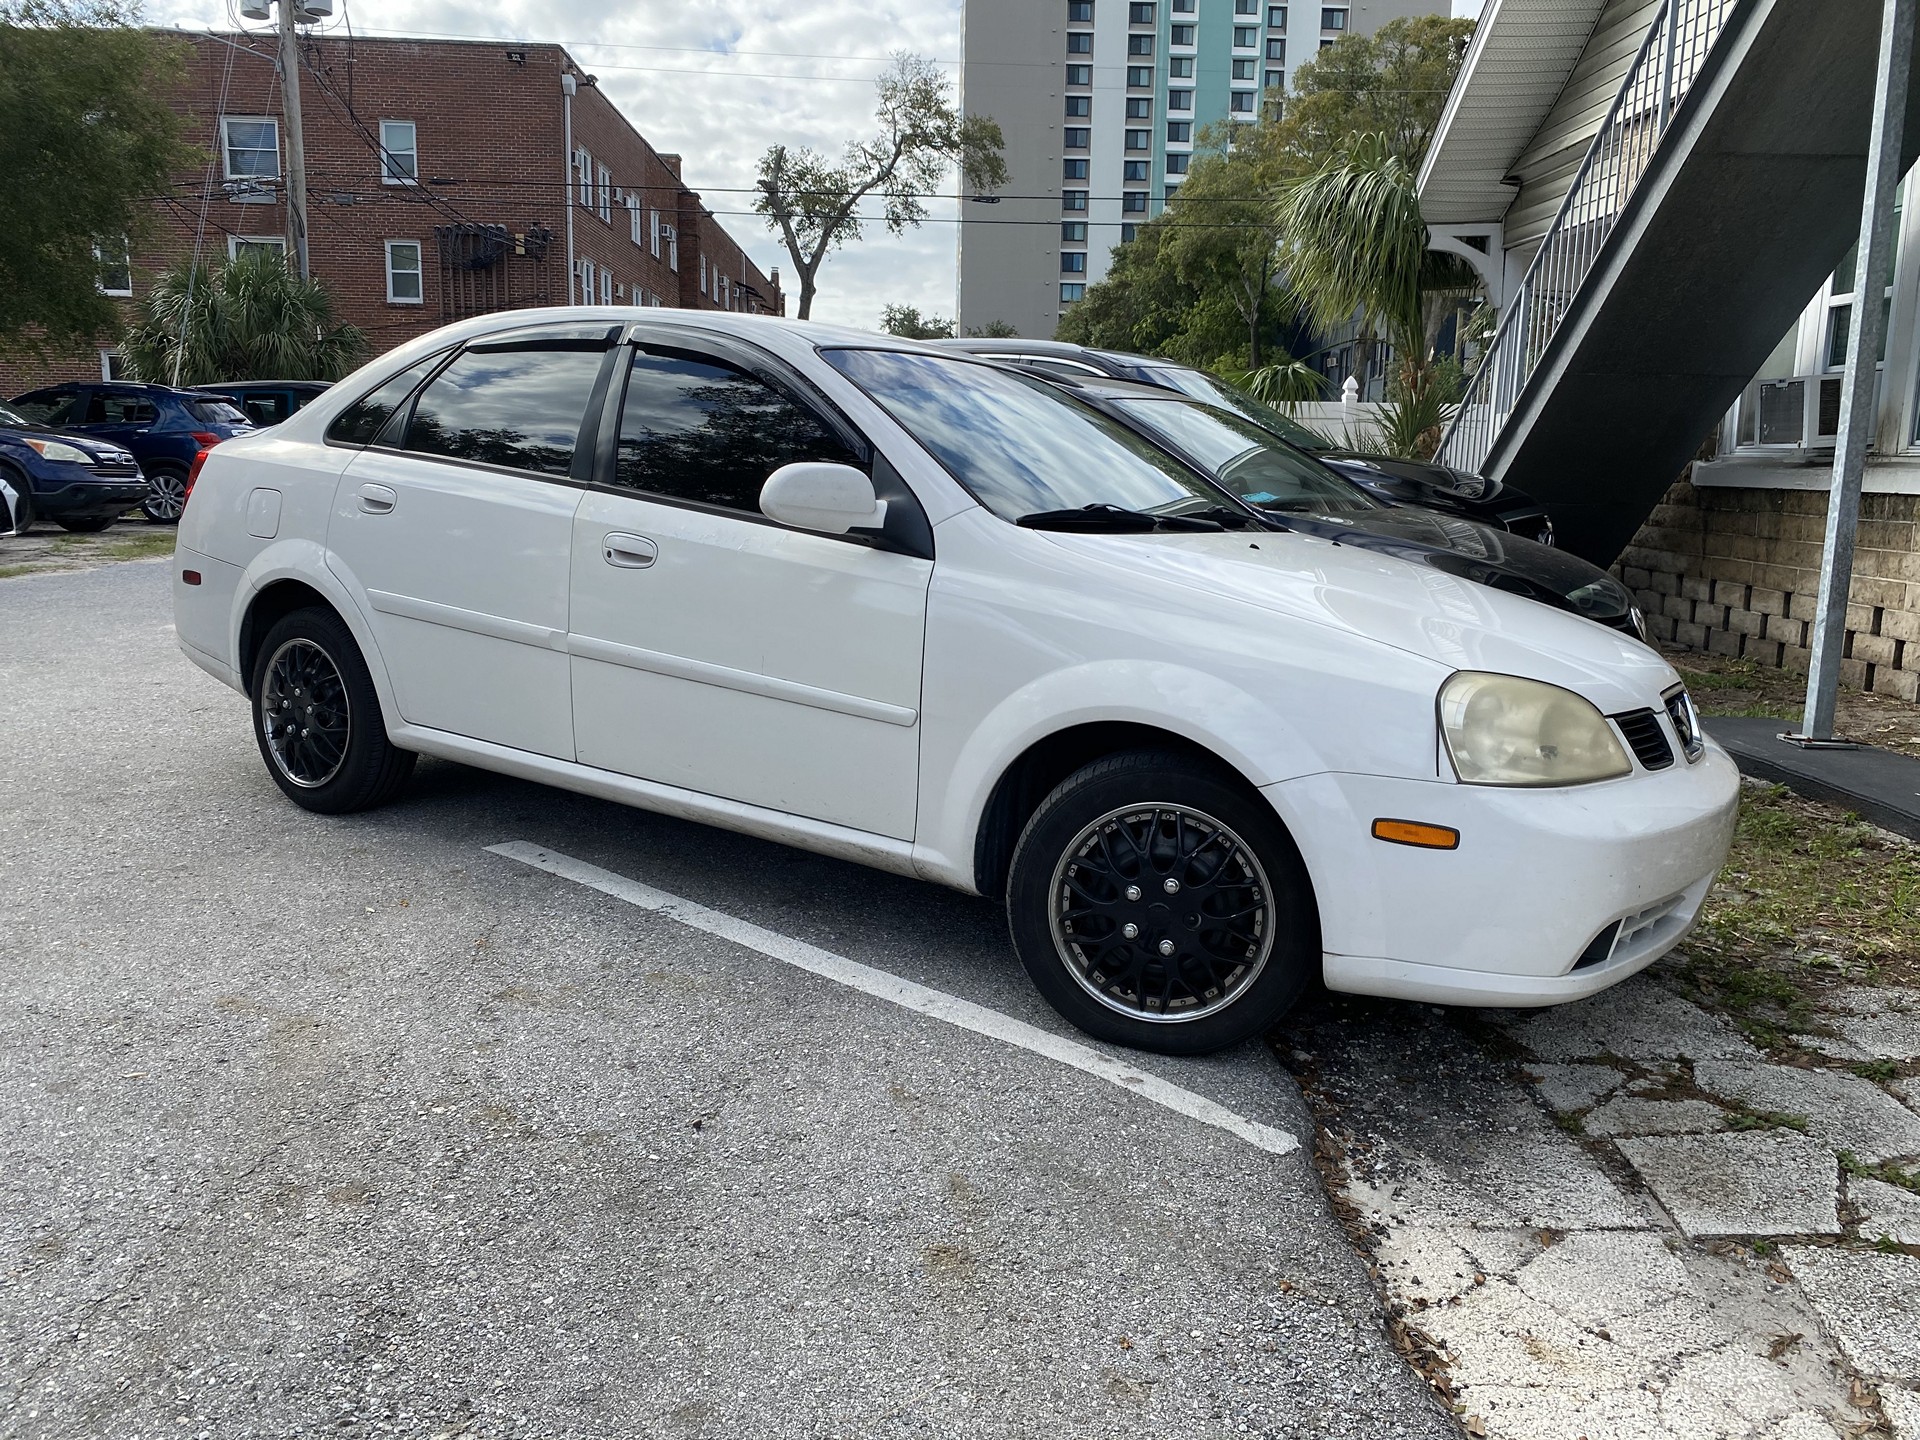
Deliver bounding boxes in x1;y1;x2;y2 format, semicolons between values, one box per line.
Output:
1047;801;1275;1026
260;637;351;789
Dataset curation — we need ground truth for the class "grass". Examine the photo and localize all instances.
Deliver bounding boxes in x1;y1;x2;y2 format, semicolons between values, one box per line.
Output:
0;564;33;580
1839;1151;1920;1196
1668;782;1920;1047
1725;1106;1810;1133
100;531;176;561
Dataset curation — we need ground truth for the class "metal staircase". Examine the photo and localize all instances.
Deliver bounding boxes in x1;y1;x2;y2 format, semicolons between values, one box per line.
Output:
1430;0;1920;563
1439;0;1739;477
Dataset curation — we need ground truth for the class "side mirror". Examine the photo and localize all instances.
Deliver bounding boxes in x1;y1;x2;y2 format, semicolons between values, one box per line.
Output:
759;462;887;535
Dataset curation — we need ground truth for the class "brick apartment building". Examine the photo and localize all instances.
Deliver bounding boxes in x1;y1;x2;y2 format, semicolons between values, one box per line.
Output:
0;31;784;394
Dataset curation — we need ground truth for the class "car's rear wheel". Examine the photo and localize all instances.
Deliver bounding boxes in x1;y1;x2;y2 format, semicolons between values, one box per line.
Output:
249;607;414;814
1006;750;1317;1055
56;516;115;533
142;464;188;524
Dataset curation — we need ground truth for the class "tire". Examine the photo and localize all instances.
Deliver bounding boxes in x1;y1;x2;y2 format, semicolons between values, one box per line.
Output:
248;606;415;814
1006;749;1318;1055
142;464;188;524
57;516;116;533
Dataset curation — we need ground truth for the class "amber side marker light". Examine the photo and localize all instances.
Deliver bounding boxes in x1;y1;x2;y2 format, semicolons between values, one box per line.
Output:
1371;818;1461;850
181;570;202;586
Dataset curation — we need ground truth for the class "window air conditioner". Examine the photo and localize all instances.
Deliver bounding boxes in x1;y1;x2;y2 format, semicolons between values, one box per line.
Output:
1750;372;1881;449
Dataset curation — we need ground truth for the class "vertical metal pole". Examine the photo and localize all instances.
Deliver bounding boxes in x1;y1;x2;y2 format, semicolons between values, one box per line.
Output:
1799;0;1915;743
562;72;578;305
1657;1;1680;130
277;0;310;280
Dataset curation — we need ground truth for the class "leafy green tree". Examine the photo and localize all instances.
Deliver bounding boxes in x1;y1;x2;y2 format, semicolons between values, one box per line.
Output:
965;320;1020;339
0;0;194;358
120;250;367;385
756;54;1007;321
879;303;955;340
1268;15;1476;169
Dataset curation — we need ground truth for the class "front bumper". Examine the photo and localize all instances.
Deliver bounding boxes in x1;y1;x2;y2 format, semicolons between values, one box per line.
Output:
33;472;150;518
1263;743;1741;1007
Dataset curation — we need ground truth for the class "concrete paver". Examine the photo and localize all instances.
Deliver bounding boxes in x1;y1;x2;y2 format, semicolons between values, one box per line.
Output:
1781;1248;1920;1380
1804;988;1920;1063
1615;1132;1841;1238
1692;1060;1920;1162
1522;1061;1626;1114
1584;1096;1726;1136
1883;1386;1920;1440
1849;1176;1920;1246
1507;984;1761;1064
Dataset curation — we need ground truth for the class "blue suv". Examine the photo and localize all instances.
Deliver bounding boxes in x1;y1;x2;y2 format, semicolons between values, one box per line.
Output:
8;381;252;523
0;401;149;532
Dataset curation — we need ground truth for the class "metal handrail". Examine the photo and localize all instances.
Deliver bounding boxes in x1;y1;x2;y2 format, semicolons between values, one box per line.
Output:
1436;0;1738;474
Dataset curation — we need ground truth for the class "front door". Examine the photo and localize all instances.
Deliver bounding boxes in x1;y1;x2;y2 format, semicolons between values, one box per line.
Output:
327;325;618;759
568;340;931;840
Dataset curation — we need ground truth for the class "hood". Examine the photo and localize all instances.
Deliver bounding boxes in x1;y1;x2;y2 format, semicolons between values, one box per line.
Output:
0;422;135;463
1033;528;1676;714
1319;452;1517;504
1280;507;1635;627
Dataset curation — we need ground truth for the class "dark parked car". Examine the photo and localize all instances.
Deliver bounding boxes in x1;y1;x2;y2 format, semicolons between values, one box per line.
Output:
7;381;252;524
935;338;1556;545
0;401;150;533
189;379;331;428
1043;373;1648;643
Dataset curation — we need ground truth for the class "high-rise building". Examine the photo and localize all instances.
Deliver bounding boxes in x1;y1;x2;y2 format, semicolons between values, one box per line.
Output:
959;0;1448;339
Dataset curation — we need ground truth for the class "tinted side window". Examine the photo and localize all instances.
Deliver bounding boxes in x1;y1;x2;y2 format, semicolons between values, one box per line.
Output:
189;399;249;426
10;391;77;426
404;341;608;477
327;357;442;447
92;393;158;424
613;350;861;513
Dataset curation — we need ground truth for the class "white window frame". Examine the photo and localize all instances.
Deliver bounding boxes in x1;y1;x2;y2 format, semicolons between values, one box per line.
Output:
379;119;418;185
575;257;596;305
597;164;613;223
665;225;678;272
99;349;127;381
384;239;424;305
95;240;132;297
575;147;593;208
650;209;662;258
227;234;288;262
598;268;613;305
220;115;281;197
699;255;708;296
628;195;643;246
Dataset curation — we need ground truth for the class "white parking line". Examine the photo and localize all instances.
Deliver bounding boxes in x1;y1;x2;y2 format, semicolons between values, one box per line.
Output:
486;841;1301;1157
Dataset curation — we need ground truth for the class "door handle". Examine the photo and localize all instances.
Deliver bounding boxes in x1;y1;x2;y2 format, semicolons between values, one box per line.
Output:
357;483;397;515
602;532;658;569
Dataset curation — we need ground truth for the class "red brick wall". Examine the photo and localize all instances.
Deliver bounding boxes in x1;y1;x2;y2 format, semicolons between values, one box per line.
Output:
0;32;784;397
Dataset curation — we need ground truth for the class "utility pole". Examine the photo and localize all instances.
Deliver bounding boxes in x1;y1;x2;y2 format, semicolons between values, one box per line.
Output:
1792;0;1915;745
276;0;311;279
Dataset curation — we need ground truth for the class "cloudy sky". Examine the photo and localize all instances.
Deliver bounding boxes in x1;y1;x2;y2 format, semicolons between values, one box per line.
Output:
145;0;969;328
142;0;1483;328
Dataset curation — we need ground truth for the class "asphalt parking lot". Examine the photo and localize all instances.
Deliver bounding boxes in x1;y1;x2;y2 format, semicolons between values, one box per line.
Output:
0;558;1456;1439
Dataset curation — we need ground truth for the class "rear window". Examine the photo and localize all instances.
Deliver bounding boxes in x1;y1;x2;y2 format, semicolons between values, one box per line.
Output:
189;400;249;425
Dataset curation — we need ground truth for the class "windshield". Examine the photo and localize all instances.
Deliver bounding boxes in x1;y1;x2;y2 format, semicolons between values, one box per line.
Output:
823;348;1241;524
1133;365;1336;454
0;404;30;428
1107;398;1380;515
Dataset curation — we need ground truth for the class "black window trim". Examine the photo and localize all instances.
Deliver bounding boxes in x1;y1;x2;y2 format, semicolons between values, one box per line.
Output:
324;344;456;453
582;324;933;561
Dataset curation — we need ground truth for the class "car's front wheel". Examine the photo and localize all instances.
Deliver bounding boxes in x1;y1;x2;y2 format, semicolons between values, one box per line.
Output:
1006;750;1317;1055
142;464;188;524
249;607;415;814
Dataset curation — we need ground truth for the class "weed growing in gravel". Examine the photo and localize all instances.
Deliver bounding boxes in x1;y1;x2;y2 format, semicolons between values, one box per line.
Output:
1839;1151;1920;1196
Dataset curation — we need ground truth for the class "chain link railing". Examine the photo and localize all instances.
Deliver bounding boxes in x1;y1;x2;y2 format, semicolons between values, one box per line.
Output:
1436;0;1739;475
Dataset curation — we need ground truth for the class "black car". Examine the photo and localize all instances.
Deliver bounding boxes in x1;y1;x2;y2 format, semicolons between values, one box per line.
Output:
935;338;1556;545
1042;373;1647;643
189;379;331;428
0;401;150;533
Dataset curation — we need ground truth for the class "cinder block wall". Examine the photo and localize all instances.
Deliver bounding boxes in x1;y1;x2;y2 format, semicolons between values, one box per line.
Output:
1616;478;1920;703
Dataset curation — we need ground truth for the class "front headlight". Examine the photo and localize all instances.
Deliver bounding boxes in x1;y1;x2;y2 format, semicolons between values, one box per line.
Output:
1439;671;1632;786
22;437;93;465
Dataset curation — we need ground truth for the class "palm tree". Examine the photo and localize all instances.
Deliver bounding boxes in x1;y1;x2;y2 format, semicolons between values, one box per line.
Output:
120;249;368;385
1273;133;1479;458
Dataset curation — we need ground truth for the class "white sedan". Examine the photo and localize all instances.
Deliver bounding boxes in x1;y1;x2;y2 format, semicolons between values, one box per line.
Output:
172;310;1739;1055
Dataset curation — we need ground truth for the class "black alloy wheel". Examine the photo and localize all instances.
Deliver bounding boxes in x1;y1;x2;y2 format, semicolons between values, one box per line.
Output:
249;607;415;813
142;464;188;524
1006;749;1317;1055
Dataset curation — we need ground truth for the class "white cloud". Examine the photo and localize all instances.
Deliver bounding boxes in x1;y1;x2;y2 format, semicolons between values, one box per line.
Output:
145;0;967;330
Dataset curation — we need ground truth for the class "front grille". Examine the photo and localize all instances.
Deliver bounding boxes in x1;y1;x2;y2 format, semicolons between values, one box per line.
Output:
88;463;141;479
1614;709;1675;771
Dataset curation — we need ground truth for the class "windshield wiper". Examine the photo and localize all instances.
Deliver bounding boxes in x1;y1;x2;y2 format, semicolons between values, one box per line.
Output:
1017;503;1232;533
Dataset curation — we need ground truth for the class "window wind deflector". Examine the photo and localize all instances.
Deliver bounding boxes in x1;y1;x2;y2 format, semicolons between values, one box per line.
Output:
1016;503;1229;532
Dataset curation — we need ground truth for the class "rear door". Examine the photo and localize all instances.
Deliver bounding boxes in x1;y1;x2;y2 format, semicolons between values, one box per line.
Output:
327;324;619;759
567;333;932;839
85;389;161;451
